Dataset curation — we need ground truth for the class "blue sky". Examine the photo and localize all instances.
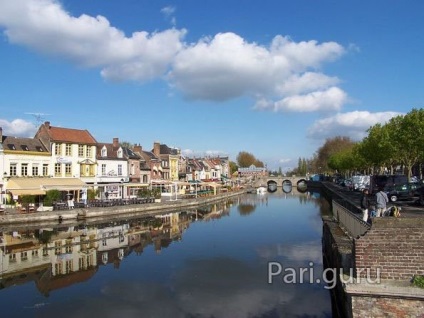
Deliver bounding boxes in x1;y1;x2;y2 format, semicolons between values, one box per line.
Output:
0;0;422;171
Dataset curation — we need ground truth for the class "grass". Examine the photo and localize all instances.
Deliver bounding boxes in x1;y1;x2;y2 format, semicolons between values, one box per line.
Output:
412;275;424;288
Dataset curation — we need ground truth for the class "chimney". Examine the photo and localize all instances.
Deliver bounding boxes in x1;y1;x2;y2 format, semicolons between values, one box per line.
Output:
113;138;119;148
45;121;50;129
133;144;142;153
153;142;160;156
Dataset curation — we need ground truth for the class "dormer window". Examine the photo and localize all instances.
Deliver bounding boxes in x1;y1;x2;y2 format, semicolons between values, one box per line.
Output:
7;144;15;150
36;146;43;152
117;147;123;158
21;145;29;151
101;145;107;157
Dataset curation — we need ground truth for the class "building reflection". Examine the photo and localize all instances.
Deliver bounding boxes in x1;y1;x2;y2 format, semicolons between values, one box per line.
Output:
0;200;232;295
0;191;323;295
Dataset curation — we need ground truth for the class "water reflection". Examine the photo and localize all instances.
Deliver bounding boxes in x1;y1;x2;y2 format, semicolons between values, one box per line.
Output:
0;190;333;318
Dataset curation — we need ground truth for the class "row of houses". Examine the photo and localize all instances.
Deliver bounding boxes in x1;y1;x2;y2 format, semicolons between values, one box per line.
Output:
0;121;231;204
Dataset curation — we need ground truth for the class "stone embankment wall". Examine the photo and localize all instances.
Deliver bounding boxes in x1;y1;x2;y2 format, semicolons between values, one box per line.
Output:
0;190;246;225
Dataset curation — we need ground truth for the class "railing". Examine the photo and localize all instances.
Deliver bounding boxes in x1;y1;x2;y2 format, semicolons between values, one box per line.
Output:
332;199;371;239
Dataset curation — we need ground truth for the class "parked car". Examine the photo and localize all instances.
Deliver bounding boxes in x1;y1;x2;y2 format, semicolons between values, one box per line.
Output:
384;182;422;202
369;174;408;194
414;184;424;206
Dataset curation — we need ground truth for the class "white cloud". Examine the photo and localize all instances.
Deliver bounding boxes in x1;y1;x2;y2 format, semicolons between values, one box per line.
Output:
307;110;404;141
169;33;346;104
255;87;347;112
161;6;176;17
0;0;348;111
0;0;185;82
0;119;36;137
279;158;291;164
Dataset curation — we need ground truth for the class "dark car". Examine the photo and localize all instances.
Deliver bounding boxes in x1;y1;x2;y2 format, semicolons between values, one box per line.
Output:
384;182;422;202
414;184;424;205
370;174;408;194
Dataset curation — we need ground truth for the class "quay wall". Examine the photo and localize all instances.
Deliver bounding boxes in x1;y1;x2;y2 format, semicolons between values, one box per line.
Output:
0;190;246;225
320;182;424;318
355;217;424;280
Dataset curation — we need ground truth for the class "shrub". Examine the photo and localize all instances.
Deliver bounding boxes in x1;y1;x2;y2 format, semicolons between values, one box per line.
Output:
43;189;61;206
412;275;424;288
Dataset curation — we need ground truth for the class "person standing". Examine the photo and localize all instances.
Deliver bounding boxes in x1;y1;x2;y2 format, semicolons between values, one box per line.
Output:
360;188;371;221
375;187;389;217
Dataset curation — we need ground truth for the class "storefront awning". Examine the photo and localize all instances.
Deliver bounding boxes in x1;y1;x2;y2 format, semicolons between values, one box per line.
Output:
7;177;87;195
125;183;150;187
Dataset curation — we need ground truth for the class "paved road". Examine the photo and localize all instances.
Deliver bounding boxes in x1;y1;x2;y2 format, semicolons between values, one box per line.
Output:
324;181;424;218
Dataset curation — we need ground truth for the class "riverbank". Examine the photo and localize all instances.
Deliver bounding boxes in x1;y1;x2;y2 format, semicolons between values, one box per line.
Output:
0;189;247;225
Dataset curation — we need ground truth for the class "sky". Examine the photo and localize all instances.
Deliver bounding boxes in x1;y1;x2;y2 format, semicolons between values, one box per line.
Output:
0;0;423;172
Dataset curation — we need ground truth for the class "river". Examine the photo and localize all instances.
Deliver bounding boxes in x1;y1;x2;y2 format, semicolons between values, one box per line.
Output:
0;189;335;318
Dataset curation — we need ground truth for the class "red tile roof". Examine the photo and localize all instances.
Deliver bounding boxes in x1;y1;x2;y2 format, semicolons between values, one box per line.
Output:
43;124;97;144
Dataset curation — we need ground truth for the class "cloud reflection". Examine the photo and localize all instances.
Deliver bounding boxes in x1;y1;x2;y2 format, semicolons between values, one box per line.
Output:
37;257;331;318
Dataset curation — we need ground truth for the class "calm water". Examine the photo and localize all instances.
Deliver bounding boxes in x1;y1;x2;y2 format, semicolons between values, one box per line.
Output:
0;190;334;318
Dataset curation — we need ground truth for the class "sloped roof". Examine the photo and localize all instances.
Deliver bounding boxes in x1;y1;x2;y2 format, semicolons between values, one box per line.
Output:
2;136;49;153
156;144;179;155
122;147;141;160
97;143;125;160
41;123;97;144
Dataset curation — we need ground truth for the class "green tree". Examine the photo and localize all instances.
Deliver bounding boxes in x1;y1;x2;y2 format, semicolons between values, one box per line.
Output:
43;189;61;206
229;161;238;175
391;109;424;179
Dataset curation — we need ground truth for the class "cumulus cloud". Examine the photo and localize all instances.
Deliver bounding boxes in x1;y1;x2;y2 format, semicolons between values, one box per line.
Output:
0;0;348;111
0;119;36;137
307;110;404;141
0;0;185;82
255;87;347;112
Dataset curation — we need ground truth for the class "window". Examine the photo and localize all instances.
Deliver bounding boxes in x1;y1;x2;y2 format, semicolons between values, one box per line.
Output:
65;144;72;156
21;251;28;261
9;254;16;262
86;146;92;158
65;239;73;253
117;148;123;158
21;164;28;176
102;164;106;176
54;241;62;255
55;143;62;155
43;248;49;256
55;263;63;275
65;163;72;176
10;164;17;176
78;145;84;157
55;163;62;177
101;146;107;157
118;164;122;176
21;145;29;151
32;165;39;176
32;250;39;257
43;164;49;176
65;260;73;274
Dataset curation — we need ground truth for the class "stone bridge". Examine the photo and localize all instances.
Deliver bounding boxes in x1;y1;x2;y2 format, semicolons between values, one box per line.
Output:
253;176;308;188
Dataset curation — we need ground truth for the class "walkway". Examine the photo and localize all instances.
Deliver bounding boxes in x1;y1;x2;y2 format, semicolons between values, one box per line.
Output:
323;181;424;218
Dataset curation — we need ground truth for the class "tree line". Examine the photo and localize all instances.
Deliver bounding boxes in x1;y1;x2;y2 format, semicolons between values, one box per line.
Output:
289;108;424;179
